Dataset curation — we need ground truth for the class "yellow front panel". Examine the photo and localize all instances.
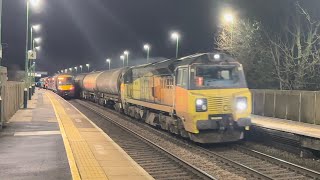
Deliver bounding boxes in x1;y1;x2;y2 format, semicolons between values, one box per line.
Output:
177;88;252;133
58;85;73;91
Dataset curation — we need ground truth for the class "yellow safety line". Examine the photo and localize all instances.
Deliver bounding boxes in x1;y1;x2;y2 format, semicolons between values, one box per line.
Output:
46;93;81;180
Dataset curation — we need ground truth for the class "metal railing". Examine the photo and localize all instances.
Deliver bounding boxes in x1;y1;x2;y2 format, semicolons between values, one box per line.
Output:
251;89;320;125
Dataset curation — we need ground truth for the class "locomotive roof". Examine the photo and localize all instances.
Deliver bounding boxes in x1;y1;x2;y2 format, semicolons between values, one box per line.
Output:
131;52;239;76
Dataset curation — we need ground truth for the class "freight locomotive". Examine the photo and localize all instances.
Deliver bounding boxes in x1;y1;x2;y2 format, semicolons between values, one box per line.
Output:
75;53;252;143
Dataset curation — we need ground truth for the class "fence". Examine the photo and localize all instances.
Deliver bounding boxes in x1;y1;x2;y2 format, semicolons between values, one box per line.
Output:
0;81;25;126
251;89;320;125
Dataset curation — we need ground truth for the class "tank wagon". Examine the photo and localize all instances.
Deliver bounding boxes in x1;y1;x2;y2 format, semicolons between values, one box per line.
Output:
75;53;252;143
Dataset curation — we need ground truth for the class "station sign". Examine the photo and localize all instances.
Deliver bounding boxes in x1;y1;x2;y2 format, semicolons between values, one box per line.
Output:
28;51;37;60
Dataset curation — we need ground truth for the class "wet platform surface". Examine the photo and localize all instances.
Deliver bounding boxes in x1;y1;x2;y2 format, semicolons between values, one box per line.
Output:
0;89;71;180
0;89;153;180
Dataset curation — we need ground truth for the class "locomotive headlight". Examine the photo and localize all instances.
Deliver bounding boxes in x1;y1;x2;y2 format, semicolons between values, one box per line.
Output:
196;98;207;112
236;97;247;111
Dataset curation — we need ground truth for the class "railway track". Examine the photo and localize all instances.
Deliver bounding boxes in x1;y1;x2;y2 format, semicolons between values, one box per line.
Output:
207;145;320;179
72;99;320;180
71;100;215;180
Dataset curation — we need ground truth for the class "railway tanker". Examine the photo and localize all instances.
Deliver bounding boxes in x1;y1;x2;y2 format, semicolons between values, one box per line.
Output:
75;53;252;143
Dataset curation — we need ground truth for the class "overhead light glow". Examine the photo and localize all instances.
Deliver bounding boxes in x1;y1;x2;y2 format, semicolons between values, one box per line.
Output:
34;37;41;43
223;13;234;23
32;24;41;31
171;32;180;40
143;44;150;50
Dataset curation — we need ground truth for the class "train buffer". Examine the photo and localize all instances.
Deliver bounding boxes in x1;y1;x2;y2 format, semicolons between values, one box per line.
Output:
0;89;153;180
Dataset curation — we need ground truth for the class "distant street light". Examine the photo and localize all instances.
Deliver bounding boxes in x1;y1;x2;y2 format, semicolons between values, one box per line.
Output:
120;55;125;67
86;64;90;72
124;50;129;66
143;44;150;63
106;58;111;70
79;65;83;73
69;68;72;73
64;69;67;73
74;66;77;73
171;32;180;58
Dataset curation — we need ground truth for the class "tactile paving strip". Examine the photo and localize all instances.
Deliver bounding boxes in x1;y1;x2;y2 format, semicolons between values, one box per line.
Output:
47;93;108;179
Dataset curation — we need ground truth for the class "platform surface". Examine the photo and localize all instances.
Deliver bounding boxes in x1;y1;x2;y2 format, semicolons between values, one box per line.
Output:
251;115;320;139
0;89;71;180
0;89;153;180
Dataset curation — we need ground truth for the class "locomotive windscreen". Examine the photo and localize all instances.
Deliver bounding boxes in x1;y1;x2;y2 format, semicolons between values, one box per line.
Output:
190;65;247;89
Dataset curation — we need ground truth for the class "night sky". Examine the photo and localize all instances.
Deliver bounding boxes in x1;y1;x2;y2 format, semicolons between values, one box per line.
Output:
2;0;319;74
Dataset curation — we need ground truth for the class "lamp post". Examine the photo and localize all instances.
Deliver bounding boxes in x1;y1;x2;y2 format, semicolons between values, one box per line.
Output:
120;55;125;67
25;0;41;85
106;58;111;70
79;65;83;73
86;64;90;72
32;45;40;83
28;24;40;84
74;67;77;73
69;68;72;73
223;12;234;46
171;32;180;58
143;44;150;63
124;50;129;66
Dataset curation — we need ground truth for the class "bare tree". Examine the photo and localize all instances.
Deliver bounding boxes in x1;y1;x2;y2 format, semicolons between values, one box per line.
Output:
269;3;320;90
216;19;277;89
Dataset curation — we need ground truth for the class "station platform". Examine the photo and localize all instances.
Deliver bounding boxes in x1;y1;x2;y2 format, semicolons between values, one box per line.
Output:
251;115;320;139
0;89;153;180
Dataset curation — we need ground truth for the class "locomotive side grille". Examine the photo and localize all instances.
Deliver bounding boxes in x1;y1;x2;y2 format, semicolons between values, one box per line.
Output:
207;96;232;113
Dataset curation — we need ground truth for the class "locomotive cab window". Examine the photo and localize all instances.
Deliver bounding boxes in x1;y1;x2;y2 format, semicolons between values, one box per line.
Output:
176;68;188;88
58;77;73;85
191;65;247;89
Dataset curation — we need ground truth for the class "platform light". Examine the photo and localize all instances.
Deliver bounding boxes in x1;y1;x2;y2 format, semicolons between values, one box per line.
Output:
30;0;42;8
32;24;41;32
223;13;234;24
123;50;129;66
86;64;90;72
143;44;151;63
171;32;180;40
171;31;180;58
120;55;125;67
106;58;111;70
34;37;41;43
